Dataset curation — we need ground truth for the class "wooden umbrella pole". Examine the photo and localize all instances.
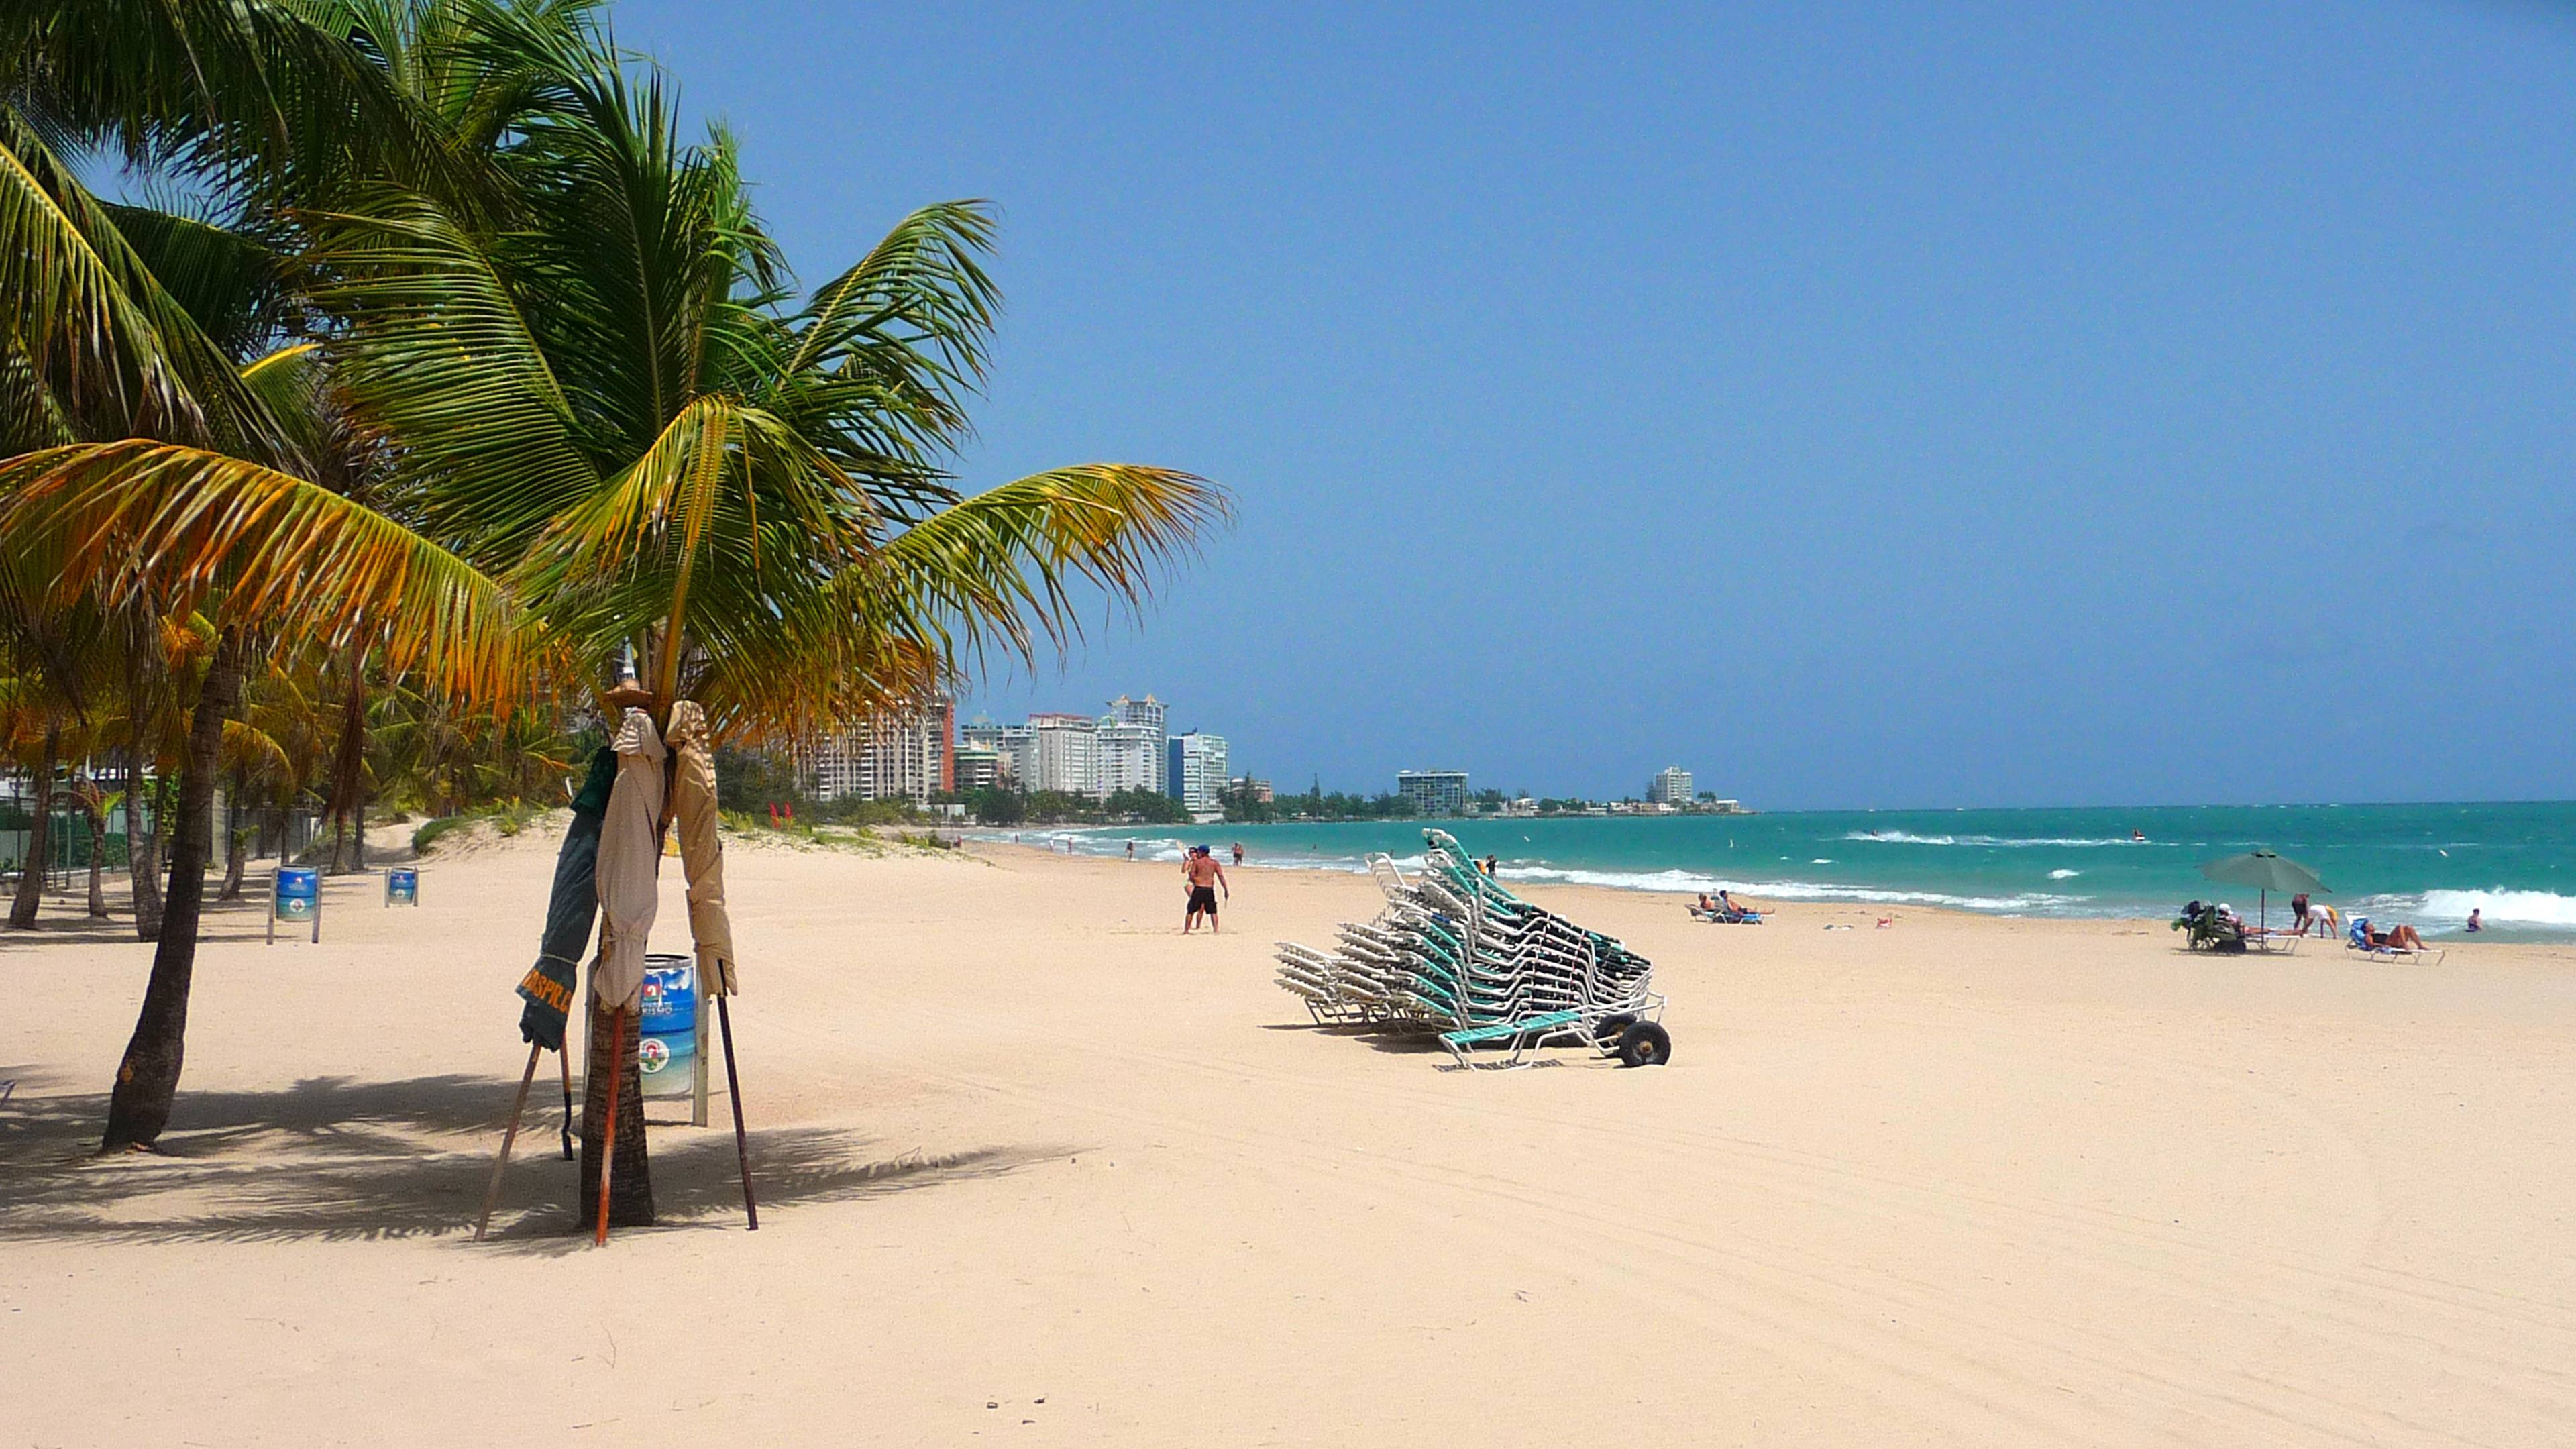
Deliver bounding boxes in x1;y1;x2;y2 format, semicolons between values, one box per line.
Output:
593;1006;625;1246
474;1042;543;1242
557;1044;576;1161
716;995;758;1230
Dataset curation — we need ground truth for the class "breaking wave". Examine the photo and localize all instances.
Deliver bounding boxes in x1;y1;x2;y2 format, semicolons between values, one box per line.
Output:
1505;865;2084;914
1843;830;2145;849
2356;888;2576;929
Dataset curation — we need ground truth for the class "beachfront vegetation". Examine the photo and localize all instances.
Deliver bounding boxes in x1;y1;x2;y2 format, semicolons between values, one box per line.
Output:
0;0;1224;1222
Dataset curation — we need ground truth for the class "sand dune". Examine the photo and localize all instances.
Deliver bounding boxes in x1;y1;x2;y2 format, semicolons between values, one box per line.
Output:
5;832;2573;1445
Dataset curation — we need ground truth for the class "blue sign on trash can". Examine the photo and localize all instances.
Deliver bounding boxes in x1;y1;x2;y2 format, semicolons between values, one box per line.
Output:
637;955;697;1097
274;867;319;920
384;867;418;906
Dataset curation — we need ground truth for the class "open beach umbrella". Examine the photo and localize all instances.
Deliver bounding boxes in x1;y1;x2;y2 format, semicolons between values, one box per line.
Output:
2199;849;2329;934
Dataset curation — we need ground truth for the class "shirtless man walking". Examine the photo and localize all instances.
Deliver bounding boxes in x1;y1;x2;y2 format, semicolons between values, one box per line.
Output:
1182;845;1229;933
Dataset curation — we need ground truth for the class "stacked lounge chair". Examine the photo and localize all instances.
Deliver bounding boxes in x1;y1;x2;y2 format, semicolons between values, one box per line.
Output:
1275;829;1672;1069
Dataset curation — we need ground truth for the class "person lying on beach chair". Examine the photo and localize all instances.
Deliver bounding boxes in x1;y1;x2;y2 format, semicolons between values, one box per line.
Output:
1689;889;1764;924
2349;916;2428;952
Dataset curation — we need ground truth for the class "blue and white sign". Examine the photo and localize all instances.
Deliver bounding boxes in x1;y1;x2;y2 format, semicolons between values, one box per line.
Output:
384;867;418;906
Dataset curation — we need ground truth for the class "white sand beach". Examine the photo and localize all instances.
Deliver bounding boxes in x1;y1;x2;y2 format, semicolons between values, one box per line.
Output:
5;831;2575;1446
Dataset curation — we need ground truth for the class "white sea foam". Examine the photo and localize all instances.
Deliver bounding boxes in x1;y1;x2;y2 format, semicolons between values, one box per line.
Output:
2385;888;2576;928
1843;830;2145;849
2049;869;2083;879
1505;865;2083;914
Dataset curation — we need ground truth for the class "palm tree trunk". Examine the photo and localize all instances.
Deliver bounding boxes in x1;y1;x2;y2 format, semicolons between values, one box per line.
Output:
127;753;164;941
326;643;367;873
219;783;246;901
576;1000;655;1228
9;725;60;928
84;792;107;916
102;637;242;1152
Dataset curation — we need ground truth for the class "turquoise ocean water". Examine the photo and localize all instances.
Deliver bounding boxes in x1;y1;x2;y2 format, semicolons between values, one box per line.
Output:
1025;802;2576;941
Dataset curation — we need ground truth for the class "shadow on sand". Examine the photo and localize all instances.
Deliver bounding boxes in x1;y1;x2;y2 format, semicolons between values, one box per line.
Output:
0;1070;1070;1254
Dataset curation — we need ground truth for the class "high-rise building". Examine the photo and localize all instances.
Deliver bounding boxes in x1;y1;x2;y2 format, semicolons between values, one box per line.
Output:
810;694;953;806
1027;712;1100;797
1166;731;1229;814
1397;769;1469;816
953;746;1005;793
994;723;1035;789
1097;720;1161;800
1106;694;1167;794
1649;765;1694;806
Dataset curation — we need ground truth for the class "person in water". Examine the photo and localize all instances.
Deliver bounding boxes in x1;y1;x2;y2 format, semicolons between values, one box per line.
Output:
2466;908;2483;933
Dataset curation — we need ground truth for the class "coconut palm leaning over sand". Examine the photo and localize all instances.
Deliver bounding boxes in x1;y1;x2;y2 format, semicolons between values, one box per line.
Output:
0;1;1226;1228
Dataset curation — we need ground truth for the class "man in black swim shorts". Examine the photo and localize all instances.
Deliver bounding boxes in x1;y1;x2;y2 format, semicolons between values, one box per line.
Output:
1182;845;1229;933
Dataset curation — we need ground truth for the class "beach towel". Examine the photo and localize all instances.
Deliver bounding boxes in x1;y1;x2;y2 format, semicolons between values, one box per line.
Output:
665;700;739;996
592;707;665;1012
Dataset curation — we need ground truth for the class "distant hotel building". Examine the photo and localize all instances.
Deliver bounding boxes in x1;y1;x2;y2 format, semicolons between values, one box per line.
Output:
1027;712;1100;797
1097;722;1161;798
1648;765;1694;806
952;746;1005;793
1397;769;1468;816
1167;731;1230;814
1106;695;1167;794
810;694;954;806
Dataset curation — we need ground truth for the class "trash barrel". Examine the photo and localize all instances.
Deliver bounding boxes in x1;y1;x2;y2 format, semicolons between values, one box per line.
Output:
637;953;698;1097
274;867;319;920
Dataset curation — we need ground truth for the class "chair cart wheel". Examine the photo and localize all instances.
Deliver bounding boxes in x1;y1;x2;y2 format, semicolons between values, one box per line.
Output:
1617;1020;1672;1068
1593;1014;1639;1049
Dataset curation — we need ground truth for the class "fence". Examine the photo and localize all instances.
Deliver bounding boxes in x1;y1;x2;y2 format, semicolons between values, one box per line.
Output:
0;780;322;894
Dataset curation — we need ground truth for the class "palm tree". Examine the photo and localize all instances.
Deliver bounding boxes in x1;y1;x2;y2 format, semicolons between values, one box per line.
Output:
1;8;1226;1196
70;777;111;916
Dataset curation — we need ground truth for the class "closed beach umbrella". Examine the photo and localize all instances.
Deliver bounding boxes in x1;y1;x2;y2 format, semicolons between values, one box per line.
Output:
513;745;616;1052
663;701;737;995
593;707;667;1012
2199;849;2328;933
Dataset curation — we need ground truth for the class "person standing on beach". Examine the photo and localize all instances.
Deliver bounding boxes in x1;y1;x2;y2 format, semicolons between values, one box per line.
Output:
1183;846;1229;933
1126;839;1135;862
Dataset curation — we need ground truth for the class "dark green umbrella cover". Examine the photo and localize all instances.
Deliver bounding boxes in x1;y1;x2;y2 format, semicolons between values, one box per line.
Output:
514;746;616;1051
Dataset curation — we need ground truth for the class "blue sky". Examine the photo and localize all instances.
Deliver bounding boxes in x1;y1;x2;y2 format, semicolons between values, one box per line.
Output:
616;0;2576;809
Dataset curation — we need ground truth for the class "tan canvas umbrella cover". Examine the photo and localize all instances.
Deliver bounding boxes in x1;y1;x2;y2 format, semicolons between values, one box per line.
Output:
591;706;665;1011
665;700;738;996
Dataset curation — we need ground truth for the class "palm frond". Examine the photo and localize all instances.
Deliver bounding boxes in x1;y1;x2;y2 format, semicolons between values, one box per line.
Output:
302;191;600;552
692;464;1226;743
0;439;529;706
0;106;281;451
